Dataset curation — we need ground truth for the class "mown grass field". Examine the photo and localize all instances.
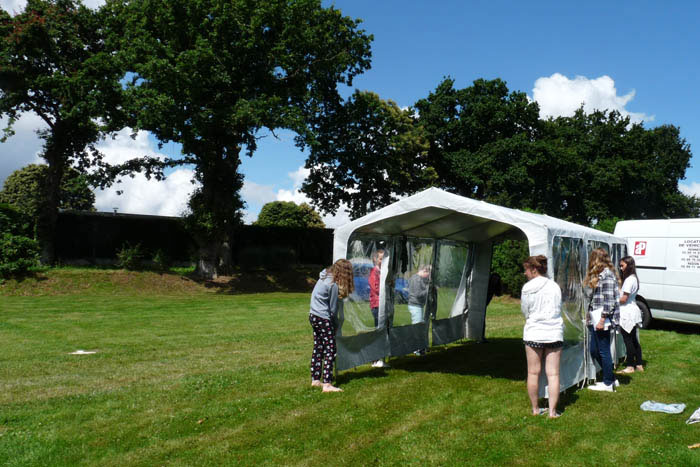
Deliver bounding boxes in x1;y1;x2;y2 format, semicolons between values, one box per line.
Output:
1;268;699;466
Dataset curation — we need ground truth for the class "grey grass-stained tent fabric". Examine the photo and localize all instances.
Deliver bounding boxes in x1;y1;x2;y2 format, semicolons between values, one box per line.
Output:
332;188;627;396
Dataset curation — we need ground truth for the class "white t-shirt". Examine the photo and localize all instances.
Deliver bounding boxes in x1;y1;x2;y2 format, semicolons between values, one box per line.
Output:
619;275;642;333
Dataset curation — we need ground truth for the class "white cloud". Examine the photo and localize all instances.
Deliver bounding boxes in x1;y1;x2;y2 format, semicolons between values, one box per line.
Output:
0;112;47;185
93;128;196;216
532;73;653;124
287;165;310;189
241;180;277;206
679;182;700;198
99;127;163;165
241;165;353;228
94;168;196;217
275;166;352;228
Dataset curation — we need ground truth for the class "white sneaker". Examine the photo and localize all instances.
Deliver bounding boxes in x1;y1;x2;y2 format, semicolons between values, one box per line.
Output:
371;360;390;368
588;382;614;392
614;379;620;388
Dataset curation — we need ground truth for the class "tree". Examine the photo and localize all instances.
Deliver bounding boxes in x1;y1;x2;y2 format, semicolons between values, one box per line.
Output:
0;164;95;221
302;76;699;225
302;90;435;219
0;203;39;277
108;0;372;278
0;0;126;263
414;78;542;201
254;201;325;228
540;109;700;224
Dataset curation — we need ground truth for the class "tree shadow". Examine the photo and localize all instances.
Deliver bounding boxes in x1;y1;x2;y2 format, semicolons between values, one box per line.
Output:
1;270;49;284
190;267;320;295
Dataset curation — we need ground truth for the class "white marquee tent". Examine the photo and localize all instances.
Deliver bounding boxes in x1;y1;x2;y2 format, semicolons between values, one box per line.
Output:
333;188;627;395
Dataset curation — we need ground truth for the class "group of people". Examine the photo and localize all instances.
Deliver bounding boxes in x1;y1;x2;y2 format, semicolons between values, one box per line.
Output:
521;248;644;417
306;248;645;402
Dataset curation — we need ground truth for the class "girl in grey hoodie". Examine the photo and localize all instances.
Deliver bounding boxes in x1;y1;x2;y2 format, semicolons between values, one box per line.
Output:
309;259;354;392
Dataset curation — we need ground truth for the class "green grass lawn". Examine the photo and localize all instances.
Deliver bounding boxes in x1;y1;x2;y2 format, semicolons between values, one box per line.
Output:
1;269;699;466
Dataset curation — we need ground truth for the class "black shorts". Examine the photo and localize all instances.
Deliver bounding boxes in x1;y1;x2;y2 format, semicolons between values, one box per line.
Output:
524;340;563;349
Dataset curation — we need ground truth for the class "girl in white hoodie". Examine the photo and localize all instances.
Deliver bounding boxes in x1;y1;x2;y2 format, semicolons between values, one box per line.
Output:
521;255;564;418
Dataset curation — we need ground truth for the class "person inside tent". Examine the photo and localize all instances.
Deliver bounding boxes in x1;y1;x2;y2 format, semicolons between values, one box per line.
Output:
369;249;385;328
408;265;431;355
369;249;390;368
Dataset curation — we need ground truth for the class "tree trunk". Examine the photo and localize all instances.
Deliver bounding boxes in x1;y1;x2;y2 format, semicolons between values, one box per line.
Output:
196;241;220;279
188;145;243;279
194;237;232;279
36;157;65;265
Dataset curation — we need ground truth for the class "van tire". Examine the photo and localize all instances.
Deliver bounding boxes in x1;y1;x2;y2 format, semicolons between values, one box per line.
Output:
637;300;652;329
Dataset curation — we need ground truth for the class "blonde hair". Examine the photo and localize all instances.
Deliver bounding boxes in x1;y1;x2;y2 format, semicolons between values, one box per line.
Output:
584;248;621;289
327;259;355;299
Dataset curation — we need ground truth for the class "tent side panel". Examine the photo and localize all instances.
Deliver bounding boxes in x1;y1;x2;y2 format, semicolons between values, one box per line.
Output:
336;328;390;371
432;316;466;345
466;240;493;340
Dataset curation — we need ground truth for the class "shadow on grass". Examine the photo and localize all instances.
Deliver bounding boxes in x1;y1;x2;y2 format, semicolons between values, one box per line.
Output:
190;267;320;295
646;320;699;335
339;338;527;384
393;338;526;380
1;269;49;284
338;338;584;412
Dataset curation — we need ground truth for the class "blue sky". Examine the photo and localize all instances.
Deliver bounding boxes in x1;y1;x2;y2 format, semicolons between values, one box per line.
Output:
2;0;699;225
244;0;700;222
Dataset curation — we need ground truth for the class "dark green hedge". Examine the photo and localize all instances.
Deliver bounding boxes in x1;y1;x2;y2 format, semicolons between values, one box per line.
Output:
0;203;39;277
54;211;333;267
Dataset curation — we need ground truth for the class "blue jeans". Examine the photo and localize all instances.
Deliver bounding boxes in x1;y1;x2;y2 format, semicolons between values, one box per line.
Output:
371;307;379;328
408;305;424;324
588;326;614;386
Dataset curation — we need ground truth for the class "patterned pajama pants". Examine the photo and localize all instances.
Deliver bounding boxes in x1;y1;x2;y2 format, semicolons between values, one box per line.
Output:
309;314;336;384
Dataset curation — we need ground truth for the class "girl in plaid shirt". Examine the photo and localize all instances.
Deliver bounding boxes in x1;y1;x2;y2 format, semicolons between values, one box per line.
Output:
584;248;621;392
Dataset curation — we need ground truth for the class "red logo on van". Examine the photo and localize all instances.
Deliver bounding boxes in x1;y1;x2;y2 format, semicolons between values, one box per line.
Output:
634;241;647;256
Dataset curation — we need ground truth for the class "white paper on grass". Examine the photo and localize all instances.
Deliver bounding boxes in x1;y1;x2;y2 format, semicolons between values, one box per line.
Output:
70;350;97;355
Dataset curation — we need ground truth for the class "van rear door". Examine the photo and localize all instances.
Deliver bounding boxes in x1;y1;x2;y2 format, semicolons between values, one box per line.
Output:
662;220;700;321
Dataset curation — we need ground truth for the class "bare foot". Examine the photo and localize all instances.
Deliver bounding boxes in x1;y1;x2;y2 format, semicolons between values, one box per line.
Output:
549;411;561;419
311;380;322;388
620;366;635;374
635;365;644;372
322;383;343;392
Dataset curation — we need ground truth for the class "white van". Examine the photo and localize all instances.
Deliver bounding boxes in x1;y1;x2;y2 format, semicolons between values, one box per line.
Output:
614;219;700;327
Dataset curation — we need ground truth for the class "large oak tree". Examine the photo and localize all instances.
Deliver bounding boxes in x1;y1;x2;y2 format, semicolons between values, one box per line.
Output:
107;0;372;278
0;0;126;263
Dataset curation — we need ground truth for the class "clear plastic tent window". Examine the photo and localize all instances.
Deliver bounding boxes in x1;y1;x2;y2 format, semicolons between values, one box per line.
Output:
335;234;472;370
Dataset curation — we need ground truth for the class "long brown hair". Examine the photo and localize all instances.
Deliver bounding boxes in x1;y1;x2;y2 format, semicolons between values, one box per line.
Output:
327;259;355;299
584;248;621;289
620;255;638;283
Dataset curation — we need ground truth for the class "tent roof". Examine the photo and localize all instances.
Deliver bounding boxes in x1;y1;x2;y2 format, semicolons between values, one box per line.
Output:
333;188;624;258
